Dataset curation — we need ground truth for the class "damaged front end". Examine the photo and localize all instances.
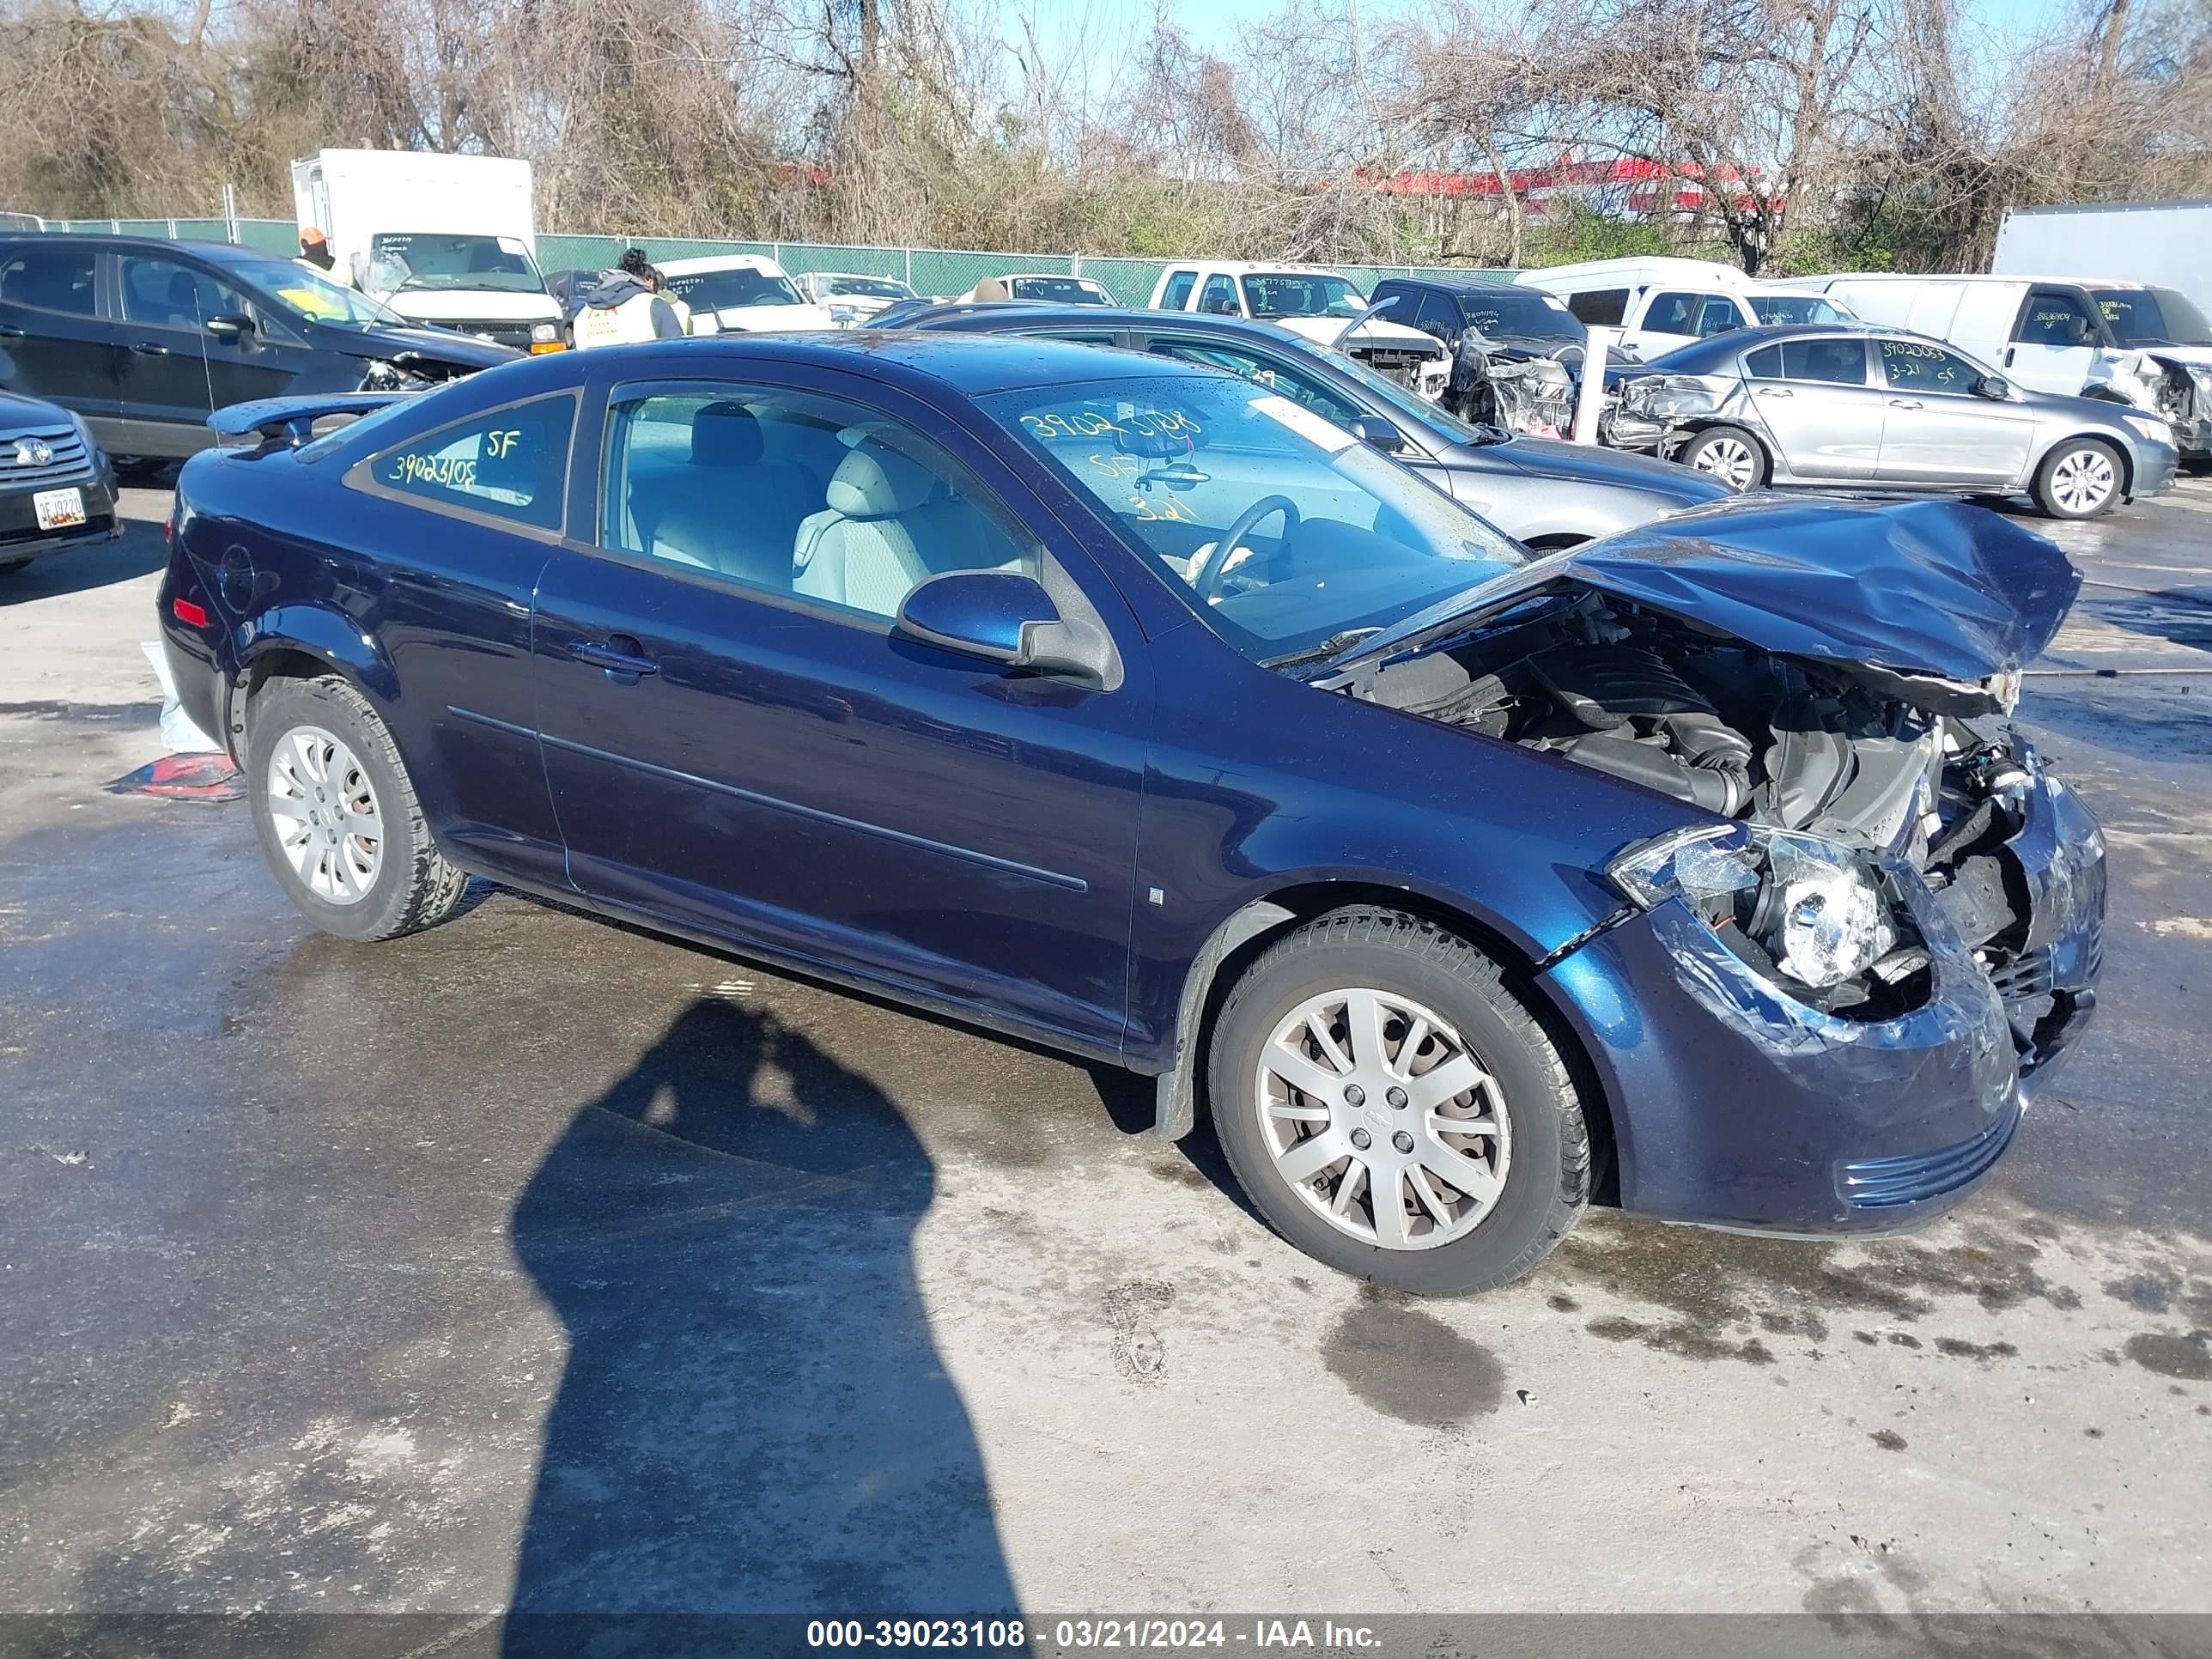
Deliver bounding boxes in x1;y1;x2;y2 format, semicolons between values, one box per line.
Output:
1344;586;2101;1064
358;350;484;394
1600;373;1726;453
1449;338;1579;435
2089;349;2212;459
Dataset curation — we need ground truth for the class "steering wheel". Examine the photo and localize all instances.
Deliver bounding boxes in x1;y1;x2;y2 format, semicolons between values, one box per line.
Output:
1193;495;1301;602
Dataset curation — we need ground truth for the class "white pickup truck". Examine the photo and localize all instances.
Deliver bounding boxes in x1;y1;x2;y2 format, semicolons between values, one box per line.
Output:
1148;262;1449;399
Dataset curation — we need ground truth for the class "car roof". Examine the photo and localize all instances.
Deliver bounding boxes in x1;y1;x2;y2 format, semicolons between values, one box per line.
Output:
1370;275;1525;298
897;301;1326;343
0;233;278;267
657;254;786;276
590;330;1221;396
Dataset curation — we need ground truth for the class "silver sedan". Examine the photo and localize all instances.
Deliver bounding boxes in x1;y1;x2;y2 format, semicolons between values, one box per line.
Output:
1602;325;2179;519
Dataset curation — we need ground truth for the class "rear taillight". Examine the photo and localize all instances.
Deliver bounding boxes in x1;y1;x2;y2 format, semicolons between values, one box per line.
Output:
173;597;209;628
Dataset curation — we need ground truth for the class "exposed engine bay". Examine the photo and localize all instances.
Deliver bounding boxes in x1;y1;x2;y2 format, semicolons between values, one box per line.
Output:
358;352;485;392
1344;589;2053;1022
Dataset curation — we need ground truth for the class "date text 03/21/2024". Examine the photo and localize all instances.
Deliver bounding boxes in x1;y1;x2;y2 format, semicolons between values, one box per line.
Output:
805;1620;1384;1651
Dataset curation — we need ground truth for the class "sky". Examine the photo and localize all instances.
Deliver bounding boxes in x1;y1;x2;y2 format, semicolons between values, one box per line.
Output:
1008;0;2078;112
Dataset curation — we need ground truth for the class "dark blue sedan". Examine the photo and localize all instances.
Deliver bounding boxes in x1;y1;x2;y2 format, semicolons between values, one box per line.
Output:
158;334;2105;1294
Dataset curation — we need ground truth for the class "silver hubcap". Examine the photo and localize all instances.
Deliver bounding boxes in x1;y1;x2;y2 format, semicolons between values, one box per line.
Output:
1255;988;1510;1251
266;726;382;905
2051;447;2115;514
1692;435;1758;489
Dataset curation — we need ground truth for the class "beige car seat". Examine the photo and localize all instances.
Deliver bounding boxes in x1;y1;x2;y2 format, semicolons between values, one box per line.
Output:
637;402;814;588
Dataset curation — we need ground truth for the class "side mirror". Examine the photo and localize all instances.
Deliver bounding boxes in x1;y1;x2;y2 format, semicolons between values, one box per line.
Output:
1974;374;2011;400
206;313;254;343
896;570;1113;682
1346;415;1405;453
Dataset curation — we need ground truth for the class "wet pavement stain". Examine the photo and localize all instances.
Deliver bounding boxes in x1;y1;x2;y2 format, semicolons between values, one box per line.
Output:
1554;1213;2084;1346
1583;1315;1776;1366
1546;1292;1580;1314
1932;1338;2019;1362
1869;1429;1907;1452
2124;1330;2212;1381
1323;1291;1504;1425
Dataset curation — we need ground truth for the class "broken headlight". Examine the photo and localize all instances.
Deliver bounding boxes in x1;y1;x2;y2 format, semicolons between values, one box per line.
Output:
1607;824;1903;994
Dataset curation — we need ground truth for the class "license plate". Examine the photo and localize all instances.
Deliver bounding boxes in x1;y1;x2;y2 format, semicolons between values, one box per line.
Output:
33;487;84;532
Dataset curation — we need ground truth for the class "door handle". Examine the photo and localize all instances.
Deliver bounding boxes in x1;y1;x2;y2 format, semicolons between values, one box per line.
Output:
0;324;21;338
1755;386;1793;398
2003;347;2016;368
569;635;659;684
1887;398;1923;410
128;341;171;357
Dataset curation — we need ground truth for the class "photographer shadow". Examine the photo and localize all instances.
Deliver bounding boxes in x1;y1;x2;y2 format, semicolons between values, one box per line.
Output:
505;996;1018;1637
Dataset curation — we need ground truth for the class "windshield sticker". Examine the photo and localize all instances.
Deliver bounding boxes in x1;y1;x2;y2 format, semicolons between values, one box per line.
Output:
1249;393;1353;452
278;286;350;319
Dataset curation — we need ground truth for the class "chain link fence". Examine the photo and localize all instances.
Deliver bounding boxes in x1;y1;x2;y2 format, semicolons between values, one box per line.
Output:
40;217;1511;304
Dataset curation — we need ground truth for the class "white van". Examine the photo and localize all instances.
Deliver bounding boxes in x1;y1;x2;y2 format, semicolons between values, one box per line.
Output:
1512;258;1855;358
1769;274;2130;398
1147;261;1448;398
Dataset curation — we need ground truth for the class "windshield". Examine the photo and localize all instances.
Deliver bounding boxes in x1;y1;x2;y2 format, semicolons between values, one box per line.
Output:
1749;295;1853;325
2092;287;2212;346
666;267;805;311
1012;276;1109;304
366;234;544;295
981;372;1525;663
1457;289;1583;343
820;275;914;301
1242;273;1367;321
226;257;409;328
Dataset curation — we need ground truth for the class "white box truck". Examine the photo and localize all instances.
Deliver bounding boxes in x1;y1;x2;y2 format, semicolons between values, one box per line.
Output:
290;150;564;352
1993;199;2212;316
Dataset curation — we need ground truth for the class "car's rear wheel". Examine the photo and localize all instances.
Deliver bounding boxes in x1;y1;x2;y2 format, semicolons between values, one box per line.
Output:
1206;907;1588;1295
246;674;467;941
2034;438;2124;519
1678;425;1768;490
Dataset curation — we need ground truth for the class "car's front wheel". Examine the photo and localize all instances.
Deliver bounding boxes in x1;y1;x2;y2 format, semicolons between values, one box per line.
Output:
246;674;468;941
1206;908;1589;1295
2034;437;2124;520
1678;424;1769;490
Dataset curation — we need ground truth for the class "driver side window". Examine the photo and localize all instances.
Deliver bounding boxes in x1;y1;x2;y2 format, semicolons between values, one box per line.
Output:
1198;274;1240;316
601;384;1036;623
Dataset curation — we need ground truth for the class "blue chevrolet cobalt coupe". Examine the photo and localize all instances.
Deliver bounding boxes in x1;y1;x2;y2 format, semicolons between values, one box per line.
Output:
159;335;2105;1294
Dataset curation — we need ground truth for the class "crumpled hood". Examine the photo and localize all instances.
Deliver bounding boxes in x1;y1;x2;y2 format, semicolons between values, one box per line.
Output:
1332;495;2080;692
1560;495;2079;679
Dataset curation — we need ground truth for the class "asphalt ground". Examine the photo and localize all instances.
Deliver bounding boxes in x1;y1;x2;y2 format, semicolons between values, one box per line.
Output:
2;476;2209;1645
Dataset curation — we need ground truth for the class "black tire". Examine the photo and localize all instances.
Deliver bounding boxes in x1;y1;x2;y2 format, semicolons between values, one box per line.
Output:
1677;424;1770;490
245;674;468;942
1206;907;1588;1296
2033;437;2124;520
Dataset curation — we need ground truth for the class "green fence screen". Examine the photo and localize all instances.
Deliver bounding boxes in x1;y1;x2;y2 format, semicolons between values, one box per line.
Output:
42;218;1510;305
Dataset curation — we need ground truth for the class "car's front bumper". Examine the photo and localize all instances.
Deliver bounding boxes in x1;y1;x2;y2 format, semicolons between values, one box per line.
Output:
2131;434;2180;497
0;470;121;566
1541;758;2105;1235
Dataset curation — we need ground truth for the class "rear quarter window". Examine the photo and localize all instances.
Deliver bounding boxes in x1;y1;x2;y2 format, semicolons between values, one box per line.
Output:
357;393;576;532
1565;289;1629;326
